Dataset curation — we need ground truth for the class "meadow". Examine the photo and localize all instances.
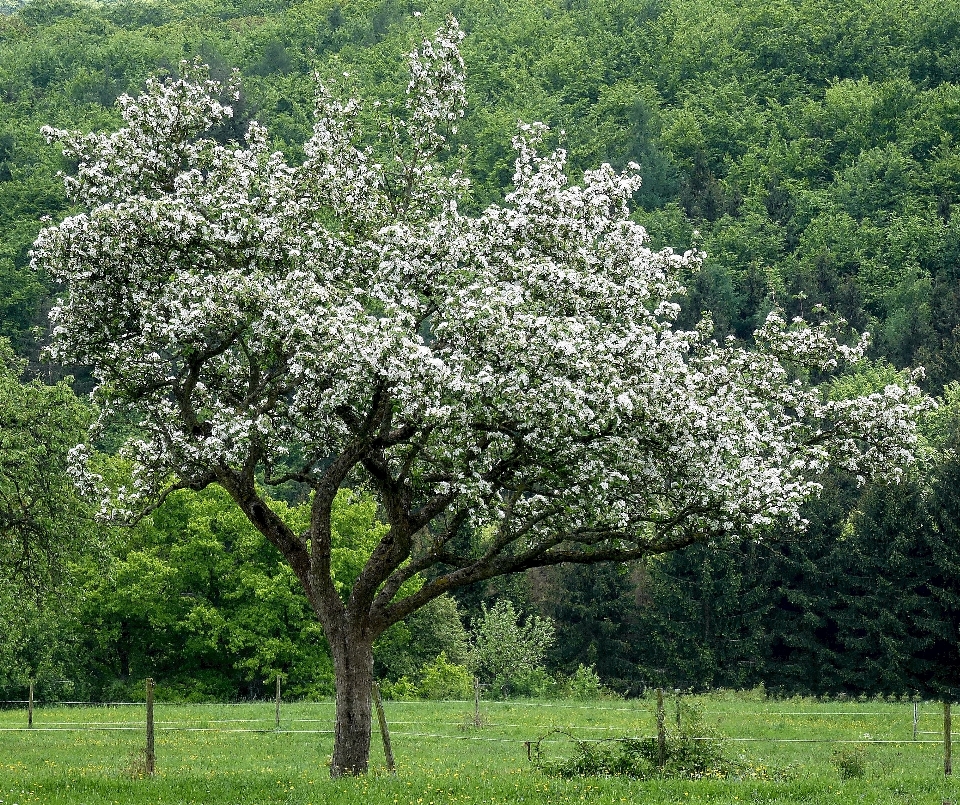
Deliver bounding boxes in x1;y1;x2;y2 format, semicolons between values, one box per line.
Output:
1;692;957;804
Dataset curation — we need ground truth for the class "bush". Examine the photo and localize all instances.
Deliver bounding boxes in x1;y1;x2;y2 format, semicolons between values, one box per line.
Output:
285;676;336;701
564;664;604;700
483;664;612;701
417;652;473;700
536;702;731;780
831;745;867;779
379;676;417;700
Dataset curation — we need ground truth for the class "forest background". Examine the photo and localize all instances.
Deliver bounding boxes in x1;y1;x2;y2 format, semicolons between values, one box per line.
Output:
3;0;960;704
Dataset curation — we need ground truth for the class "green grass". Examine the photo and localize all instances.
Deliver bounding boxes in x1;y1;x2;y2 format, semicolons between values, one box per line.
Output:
1;692;958;804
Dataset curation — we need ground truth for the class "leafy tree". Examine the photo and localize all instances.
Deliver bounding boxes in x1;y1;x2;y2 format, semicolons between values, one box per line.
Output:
71;485;334;701
0;481;438;704
32;23;927;775
0;577;85;700
0;337;94;701
374;593;470;682
470;599;555;695
0;337;91;586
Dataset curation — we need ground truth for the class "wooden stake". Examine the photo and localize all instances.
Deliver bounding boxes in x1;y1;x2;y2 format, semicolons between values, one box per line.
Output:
914;701;919;741
145;678;155;776
474;677;481;727
27;680;33;729
656;688;666;768
946;701;953;776
373;681;396;774
275;674;282;730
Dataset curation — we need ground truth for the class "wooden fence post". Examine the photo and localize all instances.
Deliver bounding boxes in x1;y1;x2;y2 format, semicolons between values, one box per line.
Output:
275;674;282;730
914;701;919;741
474;677;482;727
946;701;953;777
373;682;396;775
27;680;33;729
656;688;666;768
145;678;155;776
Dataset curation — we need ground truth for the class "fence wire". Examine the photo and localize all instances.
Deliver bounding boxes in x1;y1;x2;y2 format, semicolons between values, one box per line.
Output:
0;697;949;748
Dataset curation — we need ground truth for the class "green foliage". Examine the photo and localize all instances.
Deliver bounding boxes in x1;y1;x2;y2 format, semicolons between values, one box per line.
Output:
415;652;473;701
0;577;84;696
0;484;413;701
374;594;471;682
827;360;912;401
536;702;730;780
0;342;98;697
563;664;604;701
831;745;868;780
68;485;333;701
470;599;555;697
493;667;557;699
377;675;417;700
327;489;390;600
0;337;92;586
531;563;651;693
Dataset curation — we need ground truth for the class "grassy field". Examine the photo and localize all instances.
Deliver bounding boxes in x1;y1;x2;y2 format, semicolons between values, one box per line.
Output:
1;692;958;804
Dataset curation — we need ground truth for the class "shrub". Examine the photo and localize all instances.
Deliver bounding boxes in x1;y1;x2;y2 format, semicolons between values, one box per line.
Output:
379;676;418;700
831;745;867;779
565;664;604;700
417;652;473;700
492;667;558;699
535;702;731;780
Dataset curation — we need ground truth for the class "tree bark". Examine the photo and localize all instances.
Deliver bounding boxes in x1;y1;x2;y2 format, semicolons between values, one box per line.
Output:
329;630;376;777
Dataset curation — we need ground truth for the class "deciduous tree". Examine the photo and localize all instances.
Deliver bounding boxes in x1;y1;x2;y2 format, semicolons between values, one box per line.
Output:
0;337;90;586
470;598;554;694
33;19;928;775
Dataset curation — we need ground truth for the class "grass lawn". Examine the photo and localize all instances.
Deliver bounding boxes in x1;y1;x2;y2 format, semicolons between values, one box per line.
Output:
1;692;957;804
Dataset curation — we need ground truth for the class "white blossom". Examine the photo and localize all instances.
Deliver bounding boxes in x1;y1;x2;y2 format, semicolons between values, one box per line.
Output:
32;18;928;625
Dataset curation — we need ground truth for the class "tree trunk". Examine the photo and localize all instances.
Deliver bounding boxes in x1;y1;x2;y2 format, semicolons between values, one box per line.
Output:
329;632;375;777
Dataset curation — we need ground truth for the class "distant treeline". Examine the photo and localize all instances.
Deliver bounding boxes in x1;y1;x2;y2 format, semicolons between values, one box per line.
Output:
5;458;960;702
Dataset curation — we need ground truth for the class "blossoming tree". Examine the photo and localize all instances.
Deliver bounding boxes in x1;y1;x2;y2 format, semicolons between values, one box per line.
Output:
33;19;927;775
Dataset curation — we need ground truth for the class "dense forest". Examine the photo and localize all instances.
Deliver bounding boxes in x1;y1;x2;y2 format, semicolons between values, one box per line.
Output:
3;0;960;702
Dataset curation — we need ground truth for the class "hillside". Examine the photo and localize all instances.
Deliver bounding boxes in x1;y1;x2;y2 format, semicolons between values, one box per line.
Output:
1;0;960;384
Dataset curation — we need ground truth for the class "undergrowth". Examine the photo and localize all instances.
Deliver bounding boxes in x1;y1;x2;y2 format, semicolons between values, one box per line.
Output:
534;703;749;780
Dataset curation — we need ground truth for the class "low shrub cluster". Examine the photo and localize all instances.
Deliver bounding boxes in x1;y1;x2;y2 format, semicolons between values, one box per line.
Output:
534;703;733;780
832;745;868;780
380;657;610;702
487;663;609;700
